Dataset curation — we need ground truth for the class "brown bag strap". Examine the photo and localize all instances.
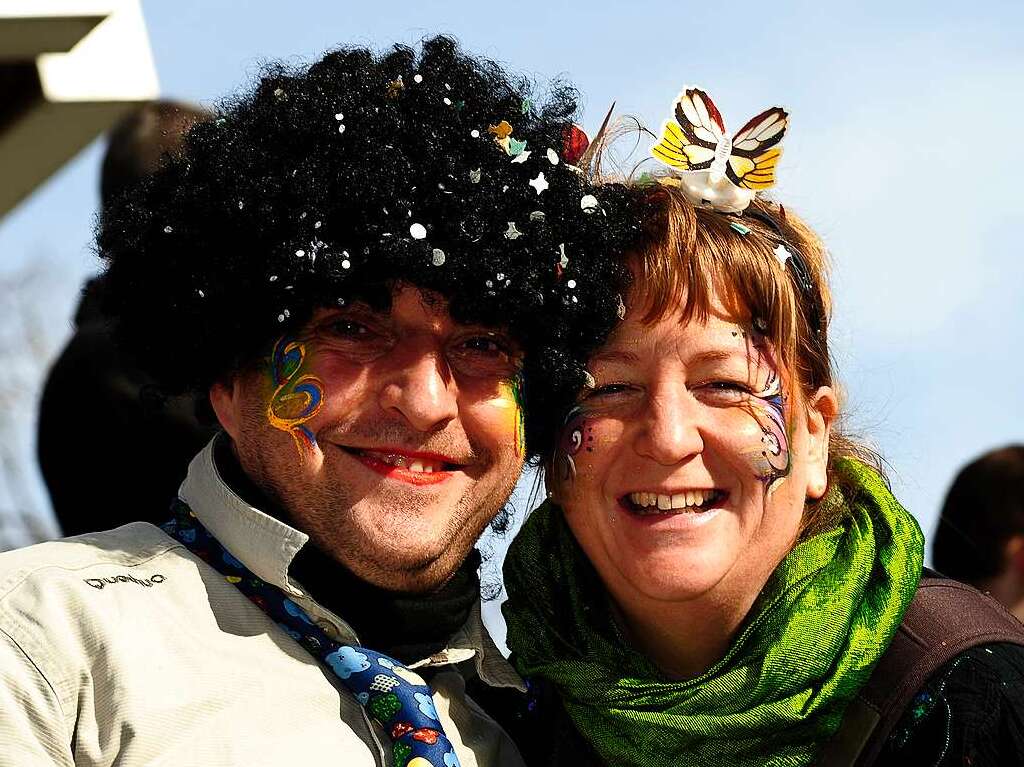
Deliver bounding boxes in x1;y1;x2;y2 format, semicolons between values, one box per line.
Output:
816;570;1024;767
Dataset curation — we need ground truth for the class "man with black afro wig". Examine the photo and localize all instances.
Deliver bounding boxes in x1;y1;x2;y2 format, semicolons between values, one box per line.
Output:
0;36;640;766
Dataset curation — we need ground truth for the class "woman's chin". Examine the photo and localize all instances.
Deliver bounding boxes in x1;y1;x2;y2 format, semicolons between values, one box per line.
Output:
611;546;733;605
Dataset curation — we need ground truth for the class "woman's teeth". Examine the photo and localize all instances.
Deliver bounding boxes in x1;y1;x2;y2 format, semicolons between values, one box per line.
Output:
627;489;720;512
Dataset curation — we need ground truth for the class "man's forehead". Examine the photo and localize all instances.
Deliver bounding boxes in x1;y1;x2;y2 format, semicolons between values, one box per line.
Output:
312;283;509;333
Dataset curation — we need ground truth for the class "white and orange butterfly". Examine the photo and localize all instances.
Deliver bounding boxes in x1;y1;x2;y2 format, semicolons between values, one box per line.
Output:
651;87;788;213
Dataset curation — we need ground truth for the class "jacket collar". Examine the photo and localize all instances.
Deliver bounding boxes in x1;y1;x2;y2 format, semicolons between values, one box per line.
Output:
178;435;524;691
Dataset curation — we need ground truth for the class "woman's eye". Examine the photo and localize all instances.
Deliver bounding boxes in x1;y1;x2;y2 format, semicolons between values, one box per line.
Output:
587;383;632;398
699;381;755;402
706;381;752;393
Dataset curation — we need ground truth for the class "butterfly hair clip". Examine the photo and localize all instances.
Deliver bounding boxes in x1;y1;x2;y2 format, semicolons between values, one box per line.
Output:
651;87;788;213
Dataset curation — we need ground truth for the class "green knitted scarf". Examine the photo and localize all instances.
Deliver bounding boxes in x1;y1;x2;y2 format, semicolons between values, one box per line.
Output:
503;459;924;766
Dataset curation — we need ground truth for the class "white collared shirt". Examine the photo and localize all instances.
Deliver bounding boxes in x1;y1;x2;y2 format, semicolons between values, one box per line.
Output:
0;439;526;766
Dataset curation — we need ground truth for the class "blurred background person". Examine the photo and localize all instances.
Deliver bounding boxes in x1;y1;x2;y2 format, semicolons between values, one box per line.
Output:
933;445;1024;621
36;99;216;536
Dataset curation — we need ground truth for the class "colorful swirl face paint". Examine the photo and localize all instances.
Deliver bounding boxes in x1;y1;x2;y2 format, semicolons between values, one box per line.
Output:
267;336;324;456
743;368;791;487
556;405;597;484
493;377;526;459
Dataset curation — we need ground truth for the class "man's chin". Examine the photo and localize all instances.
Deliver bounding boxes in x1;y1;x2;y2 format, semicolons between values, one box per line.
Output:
322;513;483;593
341;544;468;594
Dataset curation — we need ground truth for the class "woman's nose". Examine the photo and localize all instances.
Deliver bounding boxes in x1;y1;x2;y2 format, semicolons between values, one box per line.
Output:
377;349;458;433
633;387;704;466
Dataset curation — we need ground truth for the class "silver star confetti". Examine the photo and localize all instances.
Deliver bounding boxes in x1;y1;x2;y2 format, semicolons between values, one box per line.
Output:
504;222;523;240
529;172;549;194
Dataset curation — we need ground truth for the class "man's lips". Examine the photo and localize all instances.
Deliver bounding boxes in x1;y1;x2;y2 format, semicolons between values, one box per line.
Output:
337;445;464;486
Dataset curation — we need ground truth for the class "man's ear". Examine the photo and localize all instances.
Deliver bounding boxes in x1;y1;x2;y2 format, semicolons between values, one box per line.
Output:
209;378;243;440
804;386;838;500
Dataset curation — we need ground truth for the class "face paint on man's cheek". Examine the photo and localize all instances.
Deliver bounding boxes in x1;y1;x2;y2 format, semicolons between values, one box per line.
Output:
741;369;791;489
266;335;325;458
492;377;526;459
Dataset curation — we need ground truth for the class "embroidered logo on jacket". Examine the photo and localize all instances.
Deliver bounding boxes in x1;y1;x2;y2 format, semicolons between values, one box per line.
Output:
83;573;166;590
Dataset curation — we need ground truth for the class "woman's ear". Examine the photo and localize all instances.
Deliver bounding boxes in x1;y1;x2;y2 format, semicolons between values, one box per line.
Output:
804;386;837;500
209;378;243;440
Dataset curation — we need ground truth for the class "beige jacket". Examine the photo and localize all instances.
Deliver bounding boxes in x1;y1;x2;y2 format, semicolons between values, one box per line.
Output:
0;441;526;766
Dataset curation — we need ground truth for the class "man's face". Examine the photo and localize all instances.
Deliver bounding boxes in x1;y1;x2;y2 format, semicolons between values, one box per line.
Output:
212;284;526;592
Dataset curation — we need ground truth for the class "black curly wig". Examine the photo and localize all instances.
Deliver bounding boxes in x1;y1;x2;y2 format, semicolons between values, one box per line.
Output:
99;36;641;460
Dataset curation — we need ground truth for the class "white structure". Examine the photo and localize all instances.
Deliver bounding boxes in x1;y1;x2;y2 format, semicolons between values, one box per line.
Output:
0;0;159;218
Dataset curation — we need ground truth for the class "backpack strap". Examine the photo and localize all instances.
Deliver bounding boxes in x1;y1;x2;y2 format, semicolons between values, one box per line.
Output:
816;569;1024;767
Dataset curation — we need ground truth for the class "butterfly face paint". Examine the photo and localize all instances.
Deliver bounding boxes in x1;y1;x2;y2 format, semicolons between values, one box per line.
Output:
742;368;791;488
267;335;324;457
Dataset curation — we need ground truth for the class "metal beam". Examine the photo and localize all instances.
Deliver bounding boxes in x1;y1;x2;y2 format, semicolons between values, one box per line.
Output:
0;0;159;219
0;14;106;61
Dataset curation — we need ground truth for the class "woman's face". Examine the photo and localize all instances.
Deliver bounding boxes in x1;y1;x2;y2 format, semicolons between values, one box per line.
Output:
550;289;834;609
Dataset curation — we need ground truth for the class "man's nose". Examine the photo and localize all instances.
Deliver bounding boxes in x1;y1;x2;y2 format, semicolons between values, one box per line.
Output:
633;386;704;466
377;348;459;433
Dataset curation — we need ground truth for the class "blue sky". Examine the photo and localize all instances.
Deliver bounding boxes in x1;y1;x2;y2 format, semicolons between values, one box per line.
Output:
2;1;1022;568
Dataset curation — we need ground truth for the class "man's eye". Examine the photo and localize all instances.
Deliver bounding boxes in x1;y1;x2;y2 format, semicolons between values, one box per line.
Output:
326;319;371;337
448;334;520;378
462;336;504;355
458;336;519;362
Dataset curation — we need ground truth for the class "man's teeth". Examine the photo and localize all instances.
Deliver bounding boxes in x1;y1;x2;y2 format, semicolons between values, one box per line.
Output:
628;490;718;511
364;452;443;473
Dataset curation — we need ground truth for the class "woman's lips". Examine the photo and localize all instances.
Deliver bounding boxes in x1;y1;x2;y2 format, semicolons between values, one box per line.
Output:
619;489;728;516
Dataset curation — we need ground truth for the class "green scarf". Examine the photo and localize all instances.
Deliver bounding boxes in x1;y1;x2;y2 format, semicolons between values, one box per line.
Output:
502;459;924;767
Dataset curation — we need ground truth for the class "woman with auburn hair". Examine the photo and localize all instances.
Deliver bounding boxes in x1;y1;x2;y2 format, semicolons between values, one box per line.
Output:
501;89;1024;767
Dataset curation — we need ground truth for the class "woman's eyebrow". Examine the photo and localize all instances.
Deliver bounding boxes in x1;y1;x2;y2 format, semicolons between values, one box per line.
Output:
688;349;740;365
590;349;641;365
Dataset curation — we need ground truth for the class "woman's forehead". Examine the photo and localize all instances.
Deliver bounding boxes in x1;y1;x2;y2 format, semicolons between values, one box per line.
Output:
597;310;764;363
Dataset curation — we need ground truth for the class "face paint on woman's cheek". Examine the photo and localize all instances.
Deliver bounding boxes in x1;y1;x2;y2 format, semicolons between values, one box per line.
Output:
266;335;325;458
554;405;598;485
492;377;526;459
741;370;791;489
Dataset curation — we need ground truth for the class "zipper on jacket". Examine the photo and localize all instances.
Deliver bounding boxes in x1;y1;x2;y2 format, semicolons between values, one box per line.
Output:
293;593;387;764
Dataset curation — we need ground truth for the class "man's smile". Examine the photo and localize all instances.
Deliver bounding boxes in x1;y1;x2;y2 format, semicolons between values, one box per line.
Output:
335;445;465;486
